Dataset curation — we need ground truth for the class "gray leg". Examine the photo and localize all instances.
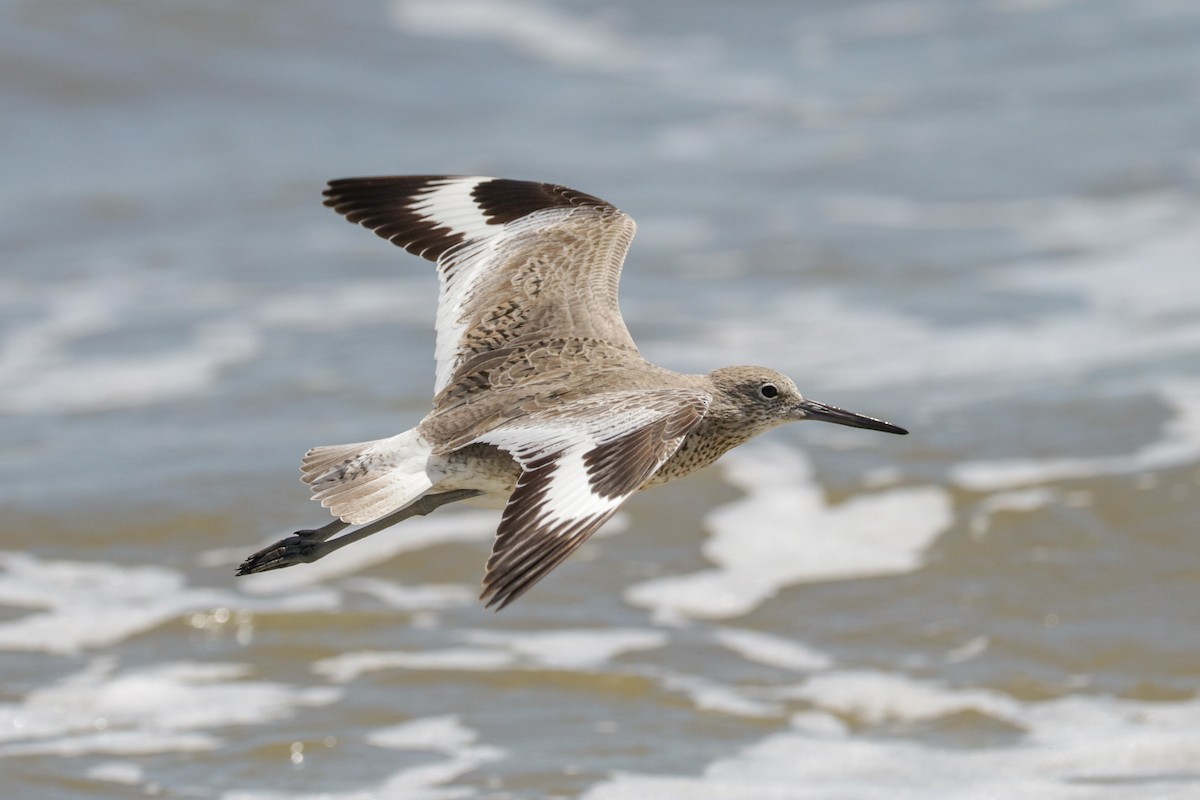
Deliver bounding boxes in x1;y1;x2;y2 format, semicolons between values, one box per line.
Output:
236;489;482;576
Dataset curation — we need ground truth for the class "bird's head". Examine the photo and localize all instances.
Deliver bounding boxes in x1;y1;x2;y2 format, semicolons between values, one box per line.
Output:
708;365;908;436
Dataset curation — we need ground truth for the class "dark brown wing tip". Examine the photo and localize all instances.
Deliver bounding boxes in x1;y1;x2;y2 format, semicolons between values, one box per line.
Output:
322;175;615;216
322;175;452;205
320;175;619;264
321;176;470;262
480;587;514;612
478;532;582;611
470;178;614;225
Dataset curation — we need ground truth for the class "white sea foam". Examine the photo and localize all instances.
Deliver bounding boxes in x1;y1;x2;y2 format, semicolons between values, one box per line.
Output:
713;627;835;672
315;629;811;721
0;275;259;414
367;715;481;752
313;648;518;683
0;658;339;756
390;0;787;111
786;670;1023;727
0;268;443;416
365;743;505;800
256;278;433;331
953;379;1200;490
224;716;503;800
0;730;220;758
461;628;668;670
0;551;337;654
391;0;717;81
339;577;475;610
85;761;146;785
965;488;1057;539
393;0;645;75
0;552;225;654
583;671;1200;800
313;628;667;683
649;669;785;719
944;635;990;664
626;443;952;620
658;190;1200;396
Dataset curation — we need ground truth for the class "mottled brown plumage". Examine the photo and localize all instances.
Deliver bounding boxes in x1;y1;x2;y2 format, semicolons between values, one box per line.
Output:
238;176;907;609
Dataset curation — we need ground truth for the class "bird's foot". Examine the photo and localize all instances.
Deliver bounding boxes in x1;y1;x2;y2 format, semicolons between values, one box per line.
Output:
236;529;328;575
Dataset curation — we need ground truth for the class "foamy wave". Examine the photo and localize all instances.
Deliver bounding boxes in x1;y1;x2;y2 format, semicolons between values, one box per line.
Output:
462;628;668;670
313;627;667;683
368;715;484;752
257;278;432;330
393;0;647;74
0;730;219;758
0;658;339;756
390;0;721;78
365;716;505;798
0;288;259;415
625;443;952;620
0;270;432;417
953;379;1200;490
0;551;337;654
0;552;226;653
649;668;785;719
713;627;834;672
390;0;786;111
659;191;1200;395
339;577;475;610
85;761;146;785
787;670;1023;727
583;671;1200;799
221;716;503;800
313;648;518;683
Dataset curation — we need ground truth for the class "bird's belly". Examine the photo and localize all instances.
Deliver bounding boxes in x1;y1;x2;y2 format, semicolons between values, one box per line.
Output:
433;443;520;508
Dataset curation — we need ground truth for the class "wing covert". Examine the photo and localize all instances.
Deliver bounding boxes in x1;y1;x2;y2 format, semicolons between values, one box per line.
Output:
323;176;640;396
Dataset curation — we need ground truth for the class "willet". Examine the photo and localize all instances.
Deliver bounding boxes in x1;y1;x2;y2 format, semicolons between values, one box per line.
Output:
238;176;907;609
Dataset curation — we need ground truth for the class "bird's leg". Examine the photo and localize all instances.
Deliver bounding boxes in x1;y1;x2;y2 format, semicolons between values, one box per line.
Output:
236;489;483;576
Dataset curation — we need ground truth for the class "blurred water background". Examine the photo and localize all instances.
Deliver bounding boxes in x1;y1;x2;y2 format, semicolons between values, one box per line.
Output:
3;0;1200;797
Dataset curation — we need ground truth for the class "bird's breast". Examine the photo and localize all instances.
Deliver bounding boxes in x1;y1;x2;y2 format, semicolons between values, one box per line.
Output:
645;427;740;487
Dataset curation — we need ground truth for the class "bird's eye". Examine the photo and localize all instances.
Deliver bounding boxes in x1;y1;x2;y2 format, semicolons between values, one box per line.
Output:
759;383;779;399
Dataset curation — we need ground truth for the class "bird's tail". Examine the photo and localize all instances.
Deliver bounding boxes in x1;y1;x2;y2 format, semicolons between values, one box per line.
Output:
300;429;436;524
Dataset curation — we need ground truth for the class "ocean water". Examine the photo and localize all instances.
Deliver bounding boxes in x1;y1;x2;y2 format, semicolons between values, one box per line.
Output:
3;0;1200;797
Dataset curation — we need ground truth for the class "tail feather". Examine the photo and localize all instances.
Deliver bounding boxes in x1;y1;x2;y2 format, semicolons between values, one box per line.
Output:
301;429;436;524
301;441;371;477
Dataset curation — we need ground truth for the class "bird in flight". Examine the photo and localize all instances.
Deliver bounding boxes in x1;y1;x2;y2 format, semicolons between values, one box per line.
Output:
237;176;907;609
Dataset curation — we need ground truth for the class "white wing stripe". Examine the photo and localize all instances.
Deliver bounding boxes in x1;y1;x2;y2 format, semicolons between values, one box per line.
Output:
471;397;696;529
409;177;495;242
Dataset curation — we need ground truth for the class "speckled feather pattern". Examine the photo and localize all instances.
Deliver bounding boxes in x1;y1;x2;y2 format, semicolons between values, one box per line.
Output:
271;175;908;609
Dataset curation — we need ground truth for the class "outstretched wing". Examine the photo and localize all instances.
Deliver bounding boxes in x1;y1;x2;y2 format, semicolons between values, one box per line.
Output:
471;390;710;609
323;176;639;397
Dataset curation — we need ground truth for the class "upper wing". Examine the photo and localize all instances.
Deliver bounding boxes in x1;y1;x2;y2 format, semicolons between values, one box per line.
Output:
323;176;640;397
471;390;711;610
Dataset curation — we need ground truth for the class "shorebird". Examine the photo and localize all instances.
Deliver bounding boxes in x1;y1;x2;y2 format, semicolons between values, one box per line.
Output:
238;176;907;609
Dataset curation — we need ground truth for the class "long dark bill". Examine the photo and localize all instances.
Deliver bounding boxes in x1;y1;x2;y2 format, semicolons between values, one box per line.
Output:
798;398;908;435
